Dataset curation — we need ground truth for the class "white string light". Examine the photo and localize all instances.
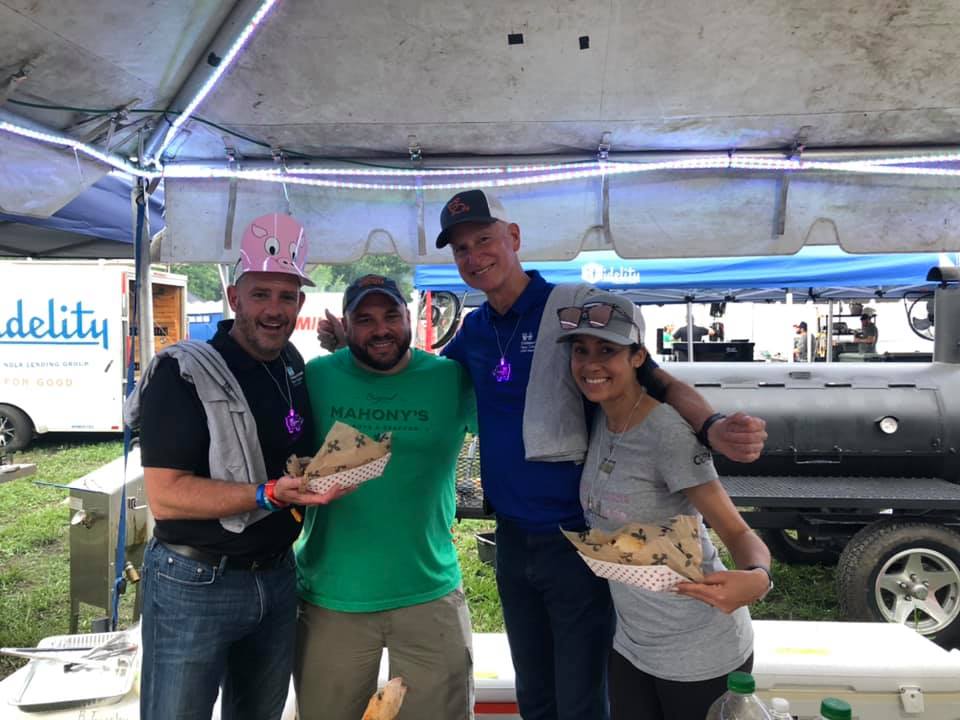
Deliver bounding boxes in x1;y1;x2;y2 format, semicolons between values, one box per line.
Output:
0;120;157;178
152;0;280;161
4;116;960;190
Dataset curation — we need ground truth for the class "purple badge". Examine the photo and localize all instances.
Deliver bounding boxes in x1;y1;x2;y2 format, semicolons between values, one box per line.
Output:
492;358;512;383
285;408;304;435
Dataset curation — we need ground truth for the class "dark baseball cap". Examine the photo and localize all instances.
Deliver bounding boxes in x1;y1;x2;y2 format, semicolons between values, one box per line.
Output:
343;274;407;313
436;189;511;248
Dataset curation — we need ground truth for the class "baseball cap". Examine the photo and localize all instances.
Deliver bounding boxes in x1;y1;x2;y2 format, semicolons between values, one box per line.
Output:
343;274;407;314
794;321;808;331
234;212;315;287
556;291;645;346
436;189;511;248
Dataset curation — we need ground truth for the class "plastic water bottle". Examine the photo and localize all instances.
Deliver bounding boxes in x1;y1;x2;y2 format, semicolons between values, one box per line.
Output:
769;697;792;719
704;671;773;719
815;698;852;720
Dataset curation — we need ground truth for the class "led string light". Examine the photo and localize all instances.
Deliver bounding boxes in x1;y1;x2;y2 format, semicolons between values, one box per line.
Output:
4;116;960;190
0;120;157;178
804;160;960;177
151;0;281;162
826;151;960;167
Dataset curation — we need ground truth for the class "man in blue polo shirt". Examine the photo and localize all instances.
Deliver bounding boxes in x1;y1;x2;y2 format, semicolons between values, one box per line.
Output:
437;189;768;720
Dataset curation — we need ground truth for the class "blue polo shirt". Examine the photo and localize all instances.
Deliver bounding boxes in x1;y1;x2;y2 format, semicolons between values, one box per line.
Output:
444;271;586;532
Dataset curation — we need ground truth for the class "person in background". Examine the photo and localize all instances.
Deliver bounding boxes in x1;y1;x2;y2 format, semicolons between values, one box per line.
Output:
673;322;714;343
296;275;476;720
435;188;768;720
792;321;809;362
557;292;772;720
853;307;878;352
124;213;348;720
661;324;675;345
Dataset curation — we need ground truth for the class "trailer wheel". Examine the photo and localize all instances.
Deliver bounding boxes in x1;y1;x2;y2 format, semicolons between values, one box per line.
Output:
837;521;960;647
758;524;839;566
0;404;33;452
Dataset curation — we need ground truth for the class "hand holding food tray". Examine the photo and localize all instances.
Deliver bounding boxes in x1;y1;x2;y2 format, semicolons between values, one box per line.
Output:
563;514;704;592
286;421;392;494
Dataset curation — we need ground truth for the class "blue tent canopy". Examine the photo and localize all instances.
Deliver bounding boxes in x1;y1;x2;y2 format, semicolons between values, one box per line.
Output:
0;174;164;258
415;247;959;304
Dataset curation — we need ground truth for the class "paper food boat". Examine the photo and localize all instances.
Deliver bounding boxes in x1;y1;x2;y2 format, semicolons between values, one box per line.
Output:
304;453;391;494
578;553;689;592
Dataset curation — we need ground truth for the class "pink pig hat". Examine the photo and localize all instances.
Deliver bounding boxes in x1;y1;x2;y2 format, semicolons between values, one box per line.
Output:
234;212;315;287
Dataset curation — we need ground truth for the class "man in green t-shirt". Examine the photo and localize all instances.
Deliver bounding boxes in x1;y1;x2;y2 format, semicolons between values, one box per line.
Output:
293;274;477;720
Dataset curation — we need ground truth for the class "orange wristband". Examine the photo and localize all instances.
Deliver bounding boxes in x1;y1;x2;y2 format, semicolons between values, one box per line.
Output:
264;479;289;509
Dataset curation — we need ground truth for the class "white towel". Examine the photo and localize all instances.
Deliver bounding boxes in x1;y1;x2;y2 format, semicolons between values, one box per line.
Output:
124;341;270;533
522;283;603;463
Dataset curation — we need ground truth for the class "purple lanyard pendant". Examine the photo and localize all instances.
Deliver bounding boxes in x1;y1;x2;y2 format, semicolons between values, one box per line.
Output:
285;408;304;435
492;357;512;383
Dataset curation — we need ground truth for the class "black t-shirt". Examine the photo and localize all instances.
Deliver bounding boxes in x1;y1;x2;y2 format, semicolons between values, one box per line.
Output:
674;325;710;342
139;321;314;556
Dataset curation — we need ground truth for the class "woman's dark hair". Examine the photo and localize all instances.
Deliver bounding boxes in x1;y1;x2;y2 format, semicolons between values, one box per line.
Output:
629;343;668;402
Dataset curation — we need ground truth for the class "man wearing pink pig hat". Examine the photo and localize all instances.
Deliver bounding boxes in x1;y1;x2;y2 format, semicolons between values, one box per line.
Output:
124;212;347;720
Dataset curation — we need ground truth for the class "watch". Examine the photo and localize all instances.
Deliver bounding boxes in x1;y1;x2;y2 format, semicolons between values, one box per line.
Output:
745;564;774;601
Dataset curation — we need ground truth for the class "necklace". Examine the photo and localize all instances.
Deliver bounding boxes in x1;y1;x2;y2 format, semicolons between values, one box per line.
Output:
491;314;523;383
261;354;304;436
587;394;644;517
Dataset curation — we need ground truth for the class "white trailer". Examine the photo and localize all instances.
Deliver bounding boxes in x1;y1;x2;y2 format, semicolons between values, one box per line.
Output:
0;260;186;451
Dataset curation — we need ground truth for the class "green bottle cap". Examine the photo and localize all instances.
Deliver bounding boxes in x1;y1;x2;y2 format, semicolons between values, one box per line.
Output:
727;671;755;694
820;697;852;720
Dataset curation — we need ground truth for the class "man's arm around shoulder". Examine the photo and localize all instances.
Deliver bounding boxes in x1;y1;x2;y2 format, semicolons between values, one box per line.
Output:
652;367;767;463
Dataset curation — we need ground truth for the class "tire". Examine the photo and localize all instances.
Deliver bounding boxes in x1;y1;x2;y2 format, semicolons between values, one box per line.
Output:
758;525;840;566
837;520;960;648
418;291;462;349
0;404;33;452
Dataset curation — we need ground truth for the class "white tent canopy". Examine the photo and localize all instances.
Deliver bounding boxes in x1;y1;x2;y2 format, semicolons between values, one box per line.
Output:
2;1;960;263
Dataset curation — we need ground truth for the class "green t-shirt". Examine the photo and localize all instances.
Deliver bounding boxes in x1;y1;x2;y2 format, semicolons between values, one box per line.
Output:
296;348;476;612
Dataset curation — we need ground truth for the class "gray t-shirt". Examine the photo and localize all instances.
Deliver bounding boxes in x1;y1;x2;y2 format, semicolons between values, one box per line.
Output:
580;402;753;681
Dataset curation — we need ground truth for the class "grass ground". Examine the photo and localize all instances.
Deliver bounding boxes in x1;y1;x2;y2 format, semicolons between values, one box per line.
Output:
0;437;839;679
0;434;125;679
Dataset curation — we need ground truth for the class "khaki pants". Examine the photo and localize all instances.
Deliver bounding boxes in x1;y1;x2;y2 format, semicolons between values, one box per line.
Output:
294;589;474;720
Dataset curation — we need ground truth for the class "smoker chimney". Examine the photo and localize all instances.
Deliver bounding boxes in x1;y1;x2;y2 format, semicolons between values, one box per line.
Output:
929;267;960;364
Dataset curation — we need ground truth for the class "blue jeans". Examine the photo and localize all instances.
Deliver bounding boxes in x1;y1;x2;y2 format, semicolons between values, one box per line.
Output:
140;538;297;720
495;518;614;720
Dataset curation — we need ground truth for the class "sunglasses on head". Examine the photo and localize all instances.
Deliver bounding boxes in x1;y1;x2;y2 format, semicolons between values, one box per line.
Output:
557;302;635;331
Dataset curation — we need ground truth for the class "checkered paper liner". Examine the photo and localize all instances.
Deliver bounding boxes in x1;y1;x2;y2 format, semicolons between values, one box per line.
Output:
305;453;391;494
578;553;689;592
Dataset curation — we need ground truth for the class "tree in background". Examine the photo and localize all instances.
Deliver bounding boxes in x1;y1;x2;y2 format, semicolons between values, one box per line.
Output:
173;255;414;303
309;255;413;299
172;264;224;301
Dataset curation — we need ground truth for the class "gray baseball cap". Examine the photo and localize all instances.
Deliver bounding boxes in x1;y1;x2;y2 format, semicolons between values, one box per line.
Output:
556;291;645;346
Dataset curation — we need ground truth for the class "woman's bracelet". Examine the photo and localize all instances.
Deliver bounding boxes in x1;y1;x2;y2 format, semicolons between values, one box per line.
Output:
744;564;774;600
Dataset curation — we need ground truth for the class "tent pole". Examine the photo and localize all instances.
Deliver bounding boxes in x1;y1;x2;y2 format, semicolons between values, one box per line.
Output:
133;183;155;371
826;301;834;363
786;291;794;363
218;264;234;319
685;302;694;362
142;0;278;162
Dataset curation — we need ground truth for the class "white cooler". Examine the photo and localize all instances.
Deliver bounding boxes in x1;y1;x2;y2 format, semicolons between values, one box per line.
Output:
752;621;960;719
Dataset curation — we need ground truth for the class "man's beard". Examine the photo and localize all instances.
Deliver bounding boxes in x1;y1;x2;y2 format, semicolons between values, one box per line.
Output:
348;330;412;371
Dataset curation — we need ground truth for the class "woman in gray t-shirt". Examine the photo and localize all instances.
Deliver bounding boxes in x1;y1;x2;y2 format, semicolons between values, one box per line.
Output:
556;292;772;720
